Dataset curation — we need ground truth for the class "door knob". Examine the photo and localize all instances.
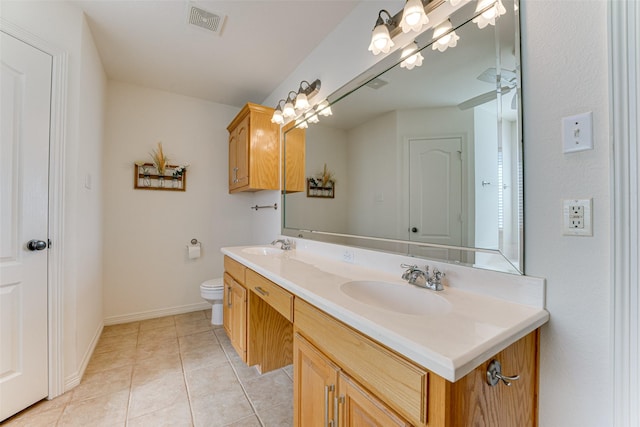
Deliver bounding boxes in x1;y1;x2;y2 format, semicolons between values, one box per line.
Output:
411;227;418;233
27;240;47;251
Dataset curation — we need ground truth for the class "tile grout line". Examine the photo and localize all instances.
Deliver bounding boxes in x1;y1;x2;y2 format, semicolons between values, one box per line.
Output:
123;326;140;427
215;330;265;427
177;322;198;427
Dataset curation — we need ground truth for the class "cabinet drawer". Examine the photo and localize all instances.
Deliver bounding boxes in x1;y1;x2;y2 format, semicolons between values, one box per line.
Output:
246;269;294;321
294;298;428;426
224;256;246;284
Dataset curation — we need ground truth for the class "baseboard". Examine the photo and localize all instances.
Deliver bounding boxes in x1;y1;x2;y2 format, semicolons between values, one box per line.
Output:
103;302;211;326
64;321;103;392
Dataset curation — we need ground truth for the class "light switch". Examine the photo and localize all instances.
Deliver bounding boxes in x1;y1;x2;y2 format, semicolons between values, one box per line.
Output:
562;112;593;153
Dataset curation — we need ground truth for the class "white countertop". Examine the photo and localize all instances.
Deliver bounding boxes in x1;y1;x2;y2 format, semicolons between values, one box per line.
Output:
221;244;549;382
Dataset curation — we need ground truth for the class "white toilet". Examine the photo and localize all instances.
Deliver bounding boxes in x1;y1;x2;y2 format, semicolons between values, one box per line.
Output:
200;278;224;325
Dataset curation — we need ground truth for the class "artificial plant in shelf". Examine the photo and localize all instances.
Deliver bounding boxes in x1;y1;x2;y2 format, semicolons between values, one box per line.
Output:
151;142;168;176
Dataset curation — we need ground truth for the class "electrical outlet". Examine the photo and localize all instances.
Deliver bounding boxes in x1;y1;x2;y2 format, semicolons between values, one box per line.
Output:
342;249;355;264
563;199;592;236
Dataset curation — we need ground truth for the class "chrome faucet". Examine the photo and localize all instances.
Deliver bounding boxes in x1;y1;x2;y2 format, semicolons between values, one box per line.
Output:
271;238;294;250
401;264;445;291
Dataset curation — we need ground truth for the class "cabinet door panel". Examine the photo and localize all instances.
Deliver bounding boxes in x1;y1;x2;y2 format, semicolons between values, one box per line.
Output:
223;272;247;362
338;373;411;427
294;333;339;427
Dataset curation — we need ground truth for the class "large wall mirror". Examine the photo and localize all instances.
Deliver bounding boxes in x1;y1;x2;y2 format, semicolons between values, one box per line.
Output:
283;0;523;274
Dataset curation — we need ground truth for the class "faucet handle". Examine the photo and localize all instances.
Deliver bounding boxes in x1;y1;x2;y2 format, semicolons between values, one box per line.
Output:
430;268;445;291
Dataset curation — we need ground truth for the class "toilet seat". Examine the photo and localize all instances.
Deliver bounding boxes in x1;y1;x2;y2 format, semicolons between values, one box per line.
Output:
201;278;223;290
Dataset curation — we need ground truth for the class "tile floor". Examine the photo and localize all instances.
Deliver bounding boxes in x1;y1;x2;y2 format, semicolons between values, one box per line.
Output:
2;310;293;427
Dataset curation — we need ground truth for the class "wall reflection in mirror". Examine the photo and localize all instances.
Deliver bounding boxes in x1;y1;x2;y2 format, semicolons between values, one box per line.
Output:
283;0;523;274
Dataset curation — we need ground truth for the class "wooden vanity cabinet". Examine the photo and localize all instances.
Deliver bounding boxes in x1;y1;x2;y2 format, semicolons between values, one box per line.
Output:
294;298;540;427
294;332;410;427
245;269;293;373
223;257;248;361
227;103;280;193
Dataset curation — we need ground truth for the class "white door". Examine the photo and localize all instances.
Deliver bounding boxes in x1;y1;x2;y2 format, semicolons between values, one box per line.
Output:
408;137;463;260
0;32;52;421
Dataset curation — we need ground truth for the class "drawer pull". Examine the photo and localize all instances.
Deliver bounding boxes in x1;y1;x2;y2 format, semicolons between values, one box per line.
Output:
254;286;269;297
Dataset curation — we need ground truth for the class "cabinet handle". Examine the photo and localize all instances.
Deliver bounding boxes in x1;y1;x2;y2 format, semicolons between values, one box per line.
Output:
486;359;520;387
227;286;232;307
324;384;335;427
254;286;269;297
334;395;343;427
233;167;238;184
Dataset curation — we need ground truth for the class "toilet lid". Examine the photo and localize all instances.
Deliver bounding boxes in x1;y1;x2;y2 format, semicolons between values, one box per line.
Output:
201;278;223;289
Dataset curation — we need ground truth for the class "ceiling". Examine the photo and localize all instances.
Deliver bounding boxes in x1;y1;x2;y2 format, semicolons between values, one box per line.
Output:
70;0;360;107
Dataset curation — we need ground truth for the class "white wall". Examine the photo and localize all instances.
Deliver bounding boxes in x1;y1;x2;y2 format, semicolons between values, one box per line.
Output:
521;1;611;426
347;111;398;238
265;0;614;425
0;1;107;389
285;125;349;233
102;82;251;321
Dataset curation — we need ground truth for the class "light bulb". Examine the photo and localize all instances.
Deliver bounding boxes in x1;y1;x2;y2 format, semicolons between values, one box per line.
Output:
368;23;394;55
401;0;429;33
271;110;284;124
473;0;506;29
316;100;332;117
432;20;459;52
400;42;424;70
295;118;308;129
283;101;295;118
295;93;309;110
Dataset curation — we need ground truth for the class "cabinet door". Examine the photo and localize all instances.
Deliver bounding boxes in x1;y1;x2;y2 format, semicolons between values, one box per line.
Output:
294;333;339;427
223;273;247;361
338;373;411;427
229;114;249;191
282;123;306;193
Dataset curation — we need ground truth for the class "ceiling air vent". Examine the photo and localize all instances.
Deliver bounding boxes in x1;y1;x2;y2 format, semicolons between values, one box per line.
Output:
365;78;388;90
187;3;226;35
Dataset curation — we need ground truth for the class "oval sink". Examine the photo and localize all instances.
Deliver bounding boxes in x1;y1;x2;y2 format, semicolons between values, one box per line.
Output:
340;281;451;316
241;247;283;256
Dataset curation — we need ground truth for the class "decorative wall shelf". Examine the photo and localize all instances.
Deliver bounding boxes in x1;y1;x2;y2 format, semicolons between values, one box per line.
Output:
134;163;187;191
307;178;334;198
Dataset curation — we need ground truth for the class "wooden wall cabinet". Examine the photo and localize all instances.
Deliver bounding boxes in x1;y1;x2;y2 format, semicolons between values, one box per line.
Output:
227;103;280;193
282;121;306;193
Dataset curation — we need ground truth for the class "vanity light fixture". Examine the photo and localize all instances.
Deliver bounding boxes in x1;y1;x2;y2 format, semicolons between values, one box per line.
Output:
271;79;323;125
400;42;424;70
368;10;395;55
270;99;285;124
472;0;506;29
401;0;429;33
432;19;460;52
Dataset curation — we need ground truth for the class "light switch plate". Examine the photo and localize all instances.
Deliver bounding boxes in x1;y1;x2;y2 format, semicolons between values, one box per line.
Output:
563;199;593;236
562;112;593;153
